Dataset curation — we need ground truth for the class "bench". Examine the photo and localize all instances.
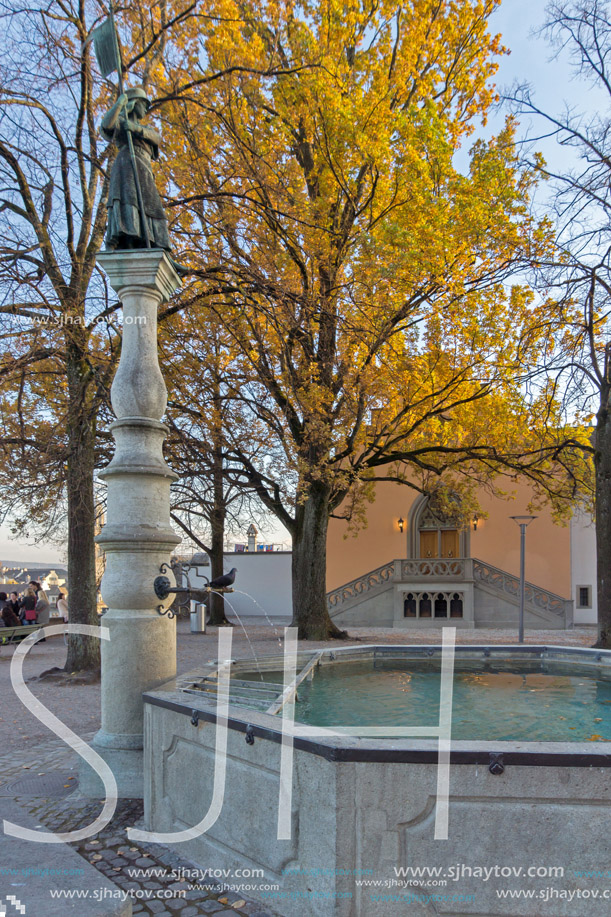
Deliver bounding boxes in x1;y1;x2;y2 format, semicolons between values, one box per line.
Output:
0;623;38;646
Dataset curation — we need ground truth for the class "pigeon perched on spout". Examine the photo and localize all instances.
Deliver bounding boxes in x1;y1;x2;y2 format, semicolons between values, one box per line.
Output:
208;568;237;589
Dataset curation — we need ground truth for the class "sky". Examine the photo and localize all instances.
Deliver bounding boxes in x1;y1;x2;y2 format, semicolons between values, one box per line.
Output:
0;0;604;566
489;0;607;165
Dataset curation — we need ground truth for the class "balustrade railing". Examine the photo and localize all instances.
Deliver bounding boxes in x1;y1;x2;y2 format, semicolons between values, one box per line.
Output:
472;559;569;619
401;559;465;578
328;558;467;613
327;560;396;610
327;556;571;623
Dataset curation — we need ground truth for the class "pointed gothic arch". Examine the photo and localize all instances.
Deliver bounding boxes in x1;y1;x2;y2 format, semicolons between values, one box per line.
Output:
407;494;471;559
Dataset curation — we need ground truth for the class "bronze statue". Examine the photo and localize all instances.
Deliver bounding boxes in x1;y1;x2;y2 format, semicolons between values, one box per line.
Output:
101;86;171;252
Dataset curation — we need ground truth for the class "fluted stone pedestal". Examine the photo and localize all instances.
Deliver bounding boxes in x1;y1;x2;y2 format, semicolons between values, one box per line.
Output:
80;250;181;797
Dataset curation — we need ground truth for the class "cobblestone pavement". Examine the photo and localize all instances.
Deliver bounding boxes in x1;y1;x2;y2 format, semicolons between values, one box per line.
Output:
13;794;277;916
0;734;278;916
0;618;599;915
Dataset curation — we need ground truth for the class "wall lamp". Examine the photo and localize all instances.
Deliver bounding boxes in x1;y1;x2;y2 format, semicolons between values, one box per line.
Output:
398;517;405;533
472;514;479;531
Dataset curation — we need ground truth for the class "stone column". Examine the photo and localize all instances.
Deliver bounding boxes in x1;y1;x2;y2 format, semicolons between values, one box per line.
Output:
82;250;181;797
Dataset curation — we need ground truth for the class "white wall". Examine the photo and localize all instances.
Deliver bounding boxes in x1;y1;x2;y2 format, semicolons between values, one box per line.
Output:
570;510;597;625
188;551;292;619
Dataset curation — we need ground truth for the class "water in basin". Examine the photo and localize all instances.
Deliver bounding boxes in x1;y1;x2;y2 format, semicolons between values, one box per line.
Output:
281;659;611;742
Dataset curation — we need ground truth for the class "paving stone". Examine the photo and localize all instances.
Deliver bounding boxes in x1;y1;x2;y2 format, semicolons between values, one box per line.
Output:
183;889;211;902
164;881;189;893
111;875;135;888
238;907;275;917
144;902;168;914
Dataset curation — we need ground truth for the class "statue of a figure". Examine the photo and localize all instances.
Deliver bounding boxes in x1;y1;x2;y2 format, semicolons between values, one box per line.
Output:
101;86;171;252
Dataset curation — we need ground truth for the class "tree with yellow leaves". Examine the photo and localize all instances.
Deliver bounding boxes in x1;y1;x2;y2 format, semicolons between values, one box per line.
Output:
145;0;591;638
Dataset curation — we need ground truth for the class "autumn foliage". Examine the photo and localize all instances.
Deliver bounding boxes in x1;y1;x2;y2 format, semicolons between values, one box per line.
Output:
0;1;594;642
147;0;591;637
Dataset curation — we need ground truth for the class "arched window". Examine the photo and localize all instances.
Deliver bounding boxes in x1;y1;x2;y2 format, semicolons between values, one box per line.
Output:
419;593;432;617
434;593;448;618
450;593;464;618
404;593;417;617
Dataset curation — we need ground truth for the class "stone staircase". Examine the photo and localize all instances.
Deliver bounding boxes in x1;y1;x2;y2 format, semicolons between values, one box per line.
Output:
327;557;573;629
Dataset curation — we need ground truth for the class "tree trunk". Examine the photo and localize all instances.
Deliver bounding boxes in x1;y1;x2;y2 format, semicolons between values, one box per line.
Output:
595;384;611;648
291;480;347;640
208;507;230;626
208;434;231;626
64;349;100;672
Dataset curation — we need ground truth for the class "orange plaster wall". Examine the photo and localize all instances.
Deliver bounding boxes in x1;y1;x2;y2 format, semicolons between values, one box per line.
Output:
326;478;571;598
327;484;420;591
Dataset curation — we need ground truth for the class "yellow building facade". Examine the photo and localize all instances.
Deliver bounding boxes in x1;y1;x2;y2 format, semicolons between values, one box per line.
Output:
326;476;578;630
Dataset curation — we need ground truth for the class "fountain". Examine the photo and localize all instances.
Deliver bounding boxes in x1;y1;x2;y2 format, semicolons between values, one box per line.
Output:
142;640;611;917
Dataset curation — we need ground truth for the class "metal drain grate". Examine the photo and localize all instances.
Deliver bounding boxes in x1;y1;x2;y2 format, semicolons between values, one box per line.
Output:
0;771;78;797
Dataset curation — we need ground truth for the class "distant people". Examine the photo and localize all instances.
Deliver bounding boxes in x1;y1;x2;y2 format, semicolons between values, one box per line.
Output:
57;590;68;623
0;592;20;628
0;592;8;627
34;588;51;642
20;586;38;624
9;592;20;616
36;588;50;623
57;590;69;644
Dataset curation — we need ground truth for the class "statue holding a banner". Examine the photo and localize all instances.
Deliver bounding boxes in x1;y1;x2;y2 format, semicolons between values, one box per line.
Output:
101;87;170;252
89;4;180;259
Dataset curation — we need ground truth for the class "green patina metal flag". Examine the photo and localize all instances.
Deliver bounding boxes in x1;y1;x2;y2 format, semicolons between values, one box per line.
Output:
90;16;121;78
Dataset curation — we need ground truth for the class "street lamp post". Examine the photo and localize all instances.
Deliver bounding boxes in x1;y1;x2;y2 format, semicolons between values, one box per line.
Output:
510;516;537;643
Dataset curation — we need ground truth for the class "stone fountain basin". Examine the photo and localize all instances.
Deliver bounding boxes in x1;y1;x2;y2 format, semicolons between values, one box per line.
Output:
143;645;611;917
